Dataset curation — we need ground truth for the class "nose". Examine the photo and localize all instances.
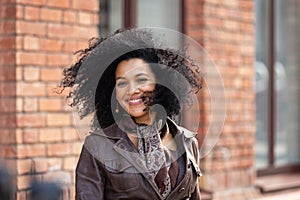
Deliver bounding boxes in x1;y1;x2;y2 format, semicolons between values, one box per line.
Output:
128;82;140;95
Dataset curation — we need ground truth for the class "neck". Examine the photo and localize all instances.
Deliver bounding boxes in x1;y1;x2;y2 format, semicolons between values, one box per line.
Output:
134;111;157;125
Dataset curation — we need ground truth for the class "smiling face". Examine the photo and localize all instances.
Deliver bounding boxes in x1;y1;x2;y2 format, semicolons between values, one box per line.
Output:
115;58;156;124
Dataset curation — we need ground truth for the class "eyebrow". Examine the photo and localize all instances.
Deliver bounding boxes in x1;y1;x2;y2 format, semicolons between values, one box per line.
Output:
115;73;150;80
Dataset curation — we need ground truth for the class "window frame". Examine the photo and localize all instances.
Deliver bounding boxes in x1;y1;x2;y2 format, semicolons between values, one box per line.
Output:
123;0;185;33
257;0;300;176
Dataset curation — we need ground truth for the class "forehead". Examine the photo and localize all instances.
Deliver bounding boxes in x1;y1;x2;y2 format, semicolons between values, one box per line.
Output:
115;58;154;78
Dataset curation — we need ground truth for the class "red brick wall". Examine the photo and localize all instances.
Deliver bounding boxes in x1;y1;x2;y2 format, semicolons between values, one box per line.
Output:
185;0;256;195
0;0;99;199
0;0;18;182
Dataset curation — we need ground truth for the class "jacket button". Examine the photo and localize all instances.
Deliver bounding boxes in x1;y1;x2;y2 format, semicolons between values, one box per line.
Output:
196;171;202;177
178;188;185;193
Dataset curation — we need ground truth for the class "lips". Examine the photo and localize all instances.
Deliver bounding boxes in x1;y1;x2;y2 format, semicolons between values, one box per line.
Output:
128;98;143;106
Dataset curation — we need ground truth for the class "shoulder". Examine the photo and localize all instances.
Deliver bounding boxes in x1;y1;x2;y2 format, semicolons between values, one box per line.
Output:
177;126;197;139
83;123;121;158
176;124;202;177
166;117;197;138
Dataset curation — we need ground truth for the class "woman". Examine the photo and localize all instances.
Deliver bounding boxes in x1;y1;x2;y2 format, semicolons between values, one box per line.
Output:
60;28;203;200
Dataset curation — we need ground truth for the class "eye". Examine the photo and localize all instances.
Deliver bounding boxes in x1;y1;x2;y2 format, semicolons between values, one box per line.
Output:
116;81;127;88
137;77;148;84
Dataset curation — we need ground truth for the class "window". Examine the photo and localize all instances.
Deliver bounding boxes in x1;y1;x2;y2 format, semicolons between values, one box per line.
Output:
99;0;182;36
255;0;300;174
99;0;123;36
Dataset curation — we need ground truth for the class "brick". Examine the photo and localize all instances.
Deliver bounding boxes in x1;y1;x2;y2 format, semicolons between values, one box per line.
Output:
16;5;24;19
48;0;70;9
39;128;62;142
16;191;26;200
0;114;16;128
24;6;40;20
0;52;15;65
16;97;23;112
72;142;83;155
16;21;47;36
16;52;46;66
22;128;39;143
40;68;62;81
40;38;62;52
39;98;62;111
17;144;46;158
47;157;63;171
17;113;46;128
0;97;16;112
0;160;17;176
78;11;93;25
70;187;76;200
63;10;77;23
47;143;71;156
47;23;73;39
16;35;23;50
73;0;99;11
17;82;46;96
18;0;47;6
46;53;71;67
0;66;15;81
0;37;15;50
92;13;99;24
239;0;254;10
0;145;17;158
43;171;71;184
63;40;77;52
0;129;15;144
62;187;71;199
0;5;16;19
23;97;38;112
17;159;32;175
41;8;62;22
23;67;40;81
17;175;31;190
77;40;89;50
23;36;40;50
46;113;71;126
33;158;48;173
73;26;98;39
62;127;79;141
63;156;77;171
200;172;226;191
0;21;15;35
16;128;23;144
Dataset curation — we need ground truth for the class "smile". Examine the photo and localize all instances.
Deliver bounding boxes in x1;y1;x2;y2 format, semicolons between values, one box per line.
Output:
128;98;143;106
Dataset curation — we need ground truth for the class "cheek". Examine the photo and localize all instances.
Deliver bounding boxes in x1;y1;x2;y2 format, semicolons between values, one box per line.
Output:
140;83;156;92
115;88;124;102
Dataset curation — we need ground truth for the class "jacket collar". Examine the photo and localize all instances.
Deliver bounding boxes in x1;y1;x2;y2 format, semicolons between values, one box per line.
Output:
97;117;196;140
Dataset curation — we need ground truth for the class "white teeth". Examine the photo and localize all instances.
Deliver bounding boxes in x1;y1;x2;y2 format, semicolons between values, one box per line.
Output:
129;99;141;103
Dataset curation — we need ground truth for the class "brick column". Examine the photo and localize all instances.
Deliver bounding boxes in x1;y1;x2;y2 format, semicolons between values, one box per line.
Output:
0;0;17;180
185;0;259;199
0;0;99;199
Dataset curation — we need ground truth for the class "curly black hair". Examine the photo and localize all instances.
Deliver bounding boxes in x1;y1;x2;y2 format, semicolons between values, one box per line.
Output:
59;28;203;129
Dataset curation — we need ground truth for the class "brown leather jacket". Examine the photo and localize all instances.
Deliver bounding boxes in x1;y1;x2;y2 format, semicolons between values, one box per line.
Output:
75;119;202;200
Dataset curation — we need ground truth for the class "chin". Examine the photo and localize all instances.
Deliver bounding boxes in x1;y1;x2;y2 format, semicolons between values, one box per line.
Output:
129;109;149;120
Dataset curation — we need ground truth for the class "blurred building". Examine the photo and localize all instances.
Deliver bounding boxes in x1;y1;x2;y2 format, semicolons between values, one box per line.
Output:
0;0;299;199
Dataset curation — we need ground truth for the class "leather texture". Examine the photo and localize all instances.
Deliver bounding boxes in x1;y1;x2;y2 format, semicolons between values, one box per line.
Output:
75;119;201;200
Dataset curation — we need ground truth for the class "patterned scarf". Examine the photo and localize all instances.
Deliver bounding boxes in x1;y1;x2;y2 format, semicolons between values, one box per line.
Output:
118;116;178;198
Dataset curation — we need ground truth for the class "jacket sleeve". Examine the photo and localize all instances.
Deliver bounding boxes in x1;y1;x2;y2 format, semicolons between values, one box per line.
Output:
75;146;106;200
190;137;202;200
